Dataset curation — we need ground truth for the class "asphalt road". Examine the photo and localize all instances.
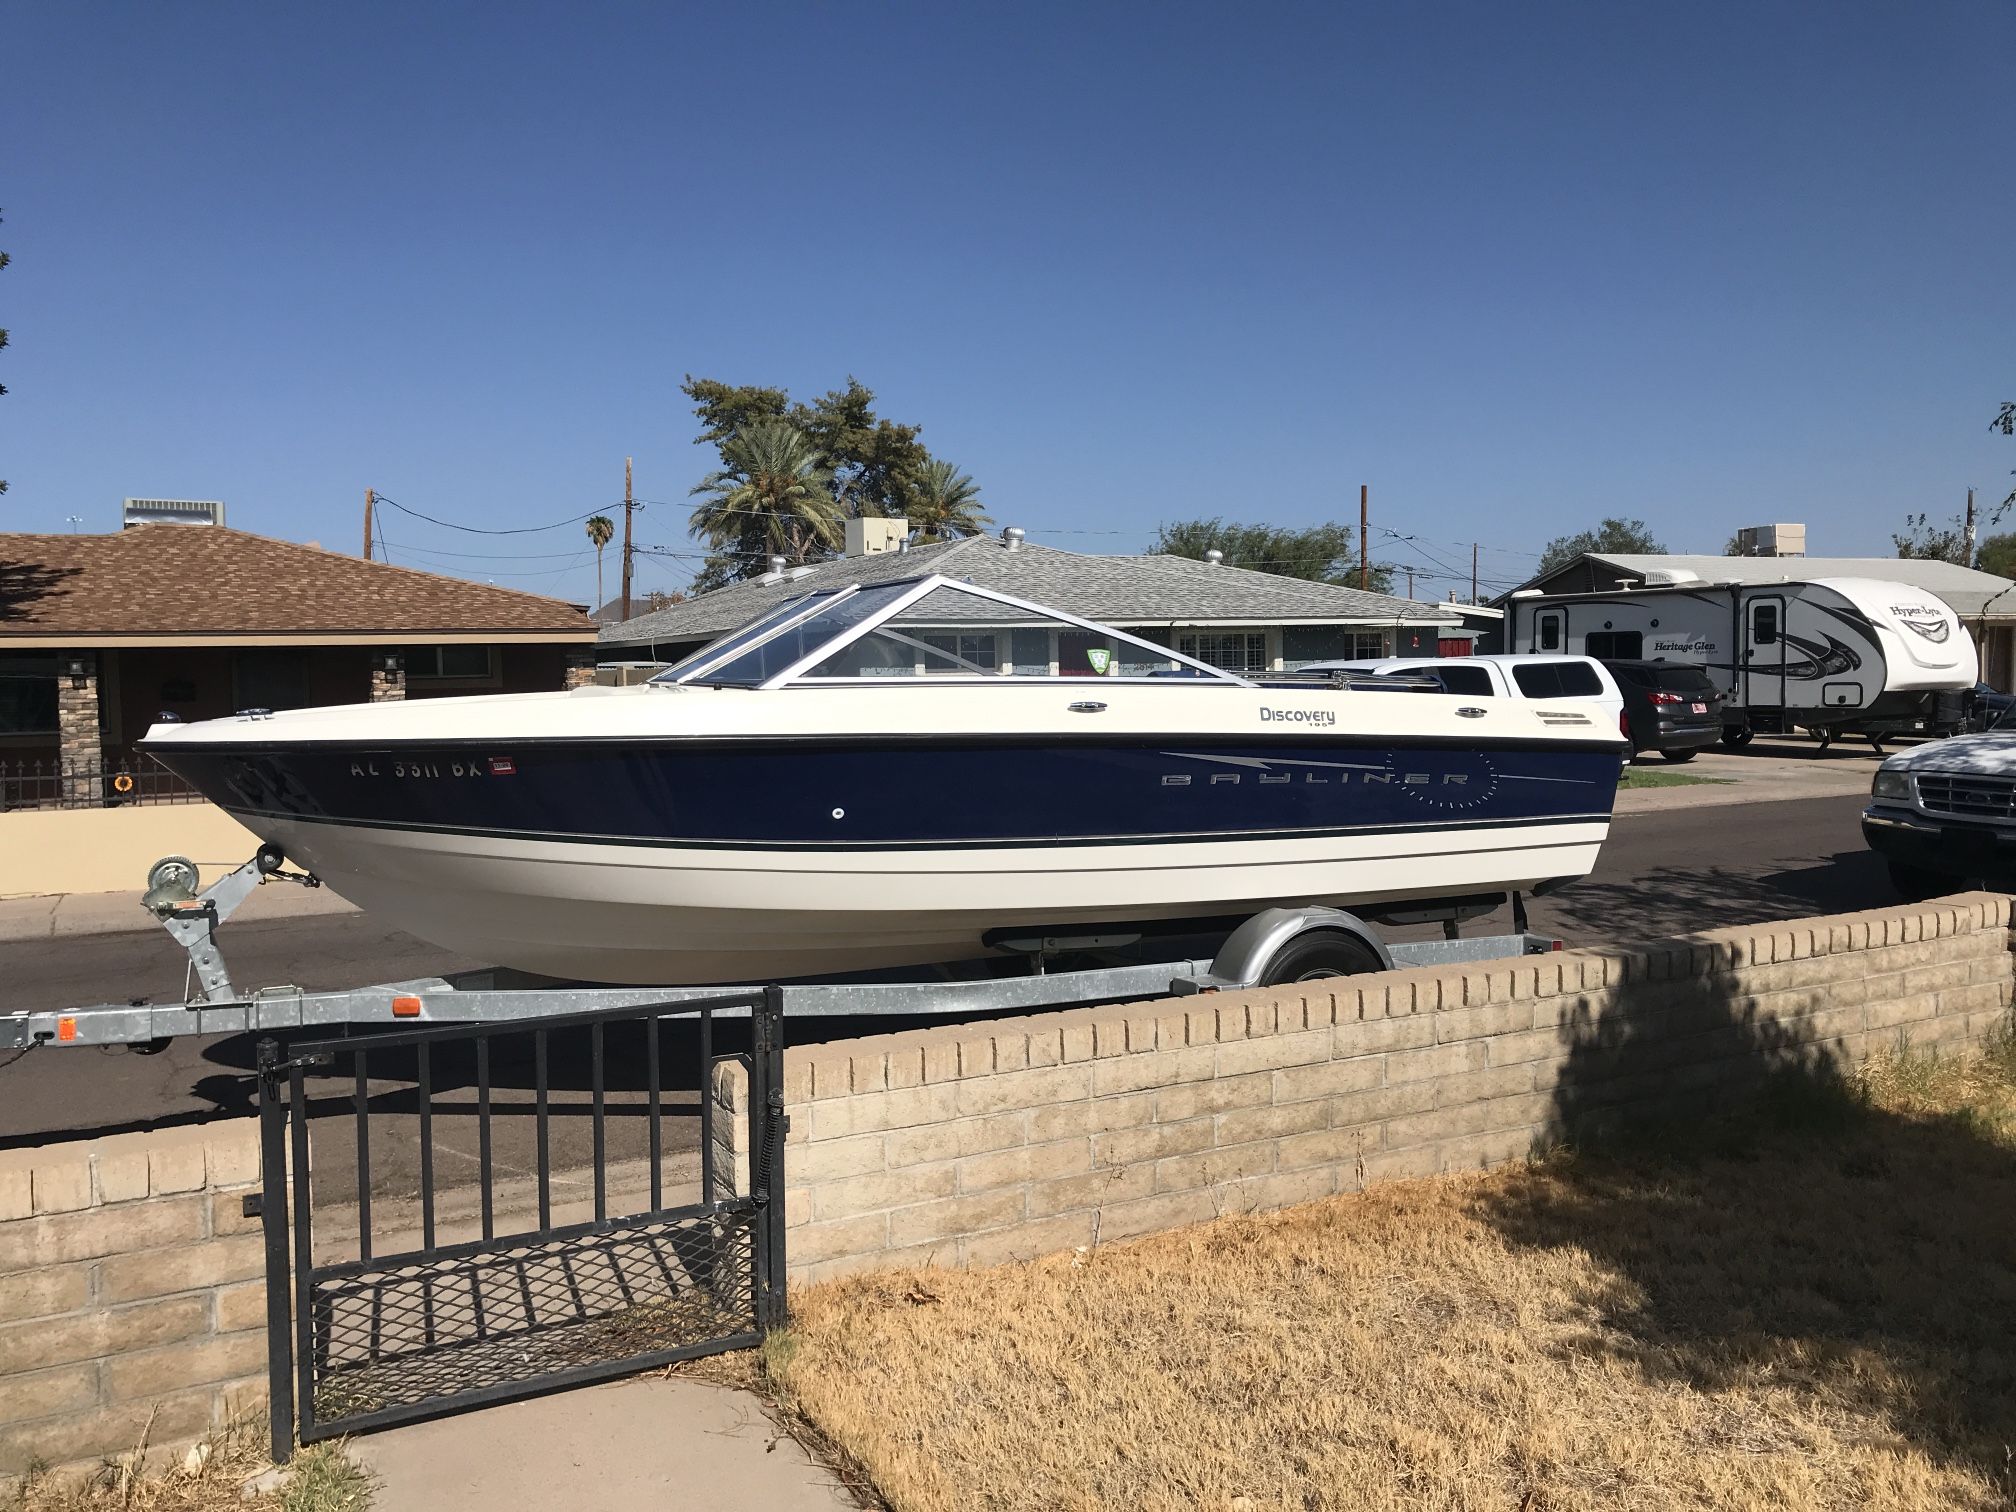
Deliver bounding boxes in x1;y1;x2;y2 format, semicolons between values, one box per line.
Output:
2;792;1890;1201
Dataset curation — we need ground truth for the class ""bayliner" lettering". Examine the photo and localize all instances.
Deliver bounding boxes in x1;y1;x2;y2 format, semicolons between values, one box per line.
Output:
1259;708;1337;727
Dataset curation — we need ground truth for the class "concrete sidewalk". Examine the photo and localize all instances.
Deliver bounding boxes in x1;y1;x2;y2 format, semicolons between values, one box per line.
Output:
346;1376;858;1512
0;876;355;942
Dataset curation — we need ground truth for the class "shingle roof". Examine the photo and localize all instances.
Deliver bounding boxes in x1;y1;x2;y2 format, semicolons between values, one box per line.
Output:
600;537;1453;649
0;528;596;638
1538;553;2016;618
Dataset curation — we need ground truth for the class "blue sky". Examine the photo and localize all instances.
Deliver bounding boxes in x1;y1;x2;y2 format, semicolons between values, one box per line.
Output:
4;1;2010;606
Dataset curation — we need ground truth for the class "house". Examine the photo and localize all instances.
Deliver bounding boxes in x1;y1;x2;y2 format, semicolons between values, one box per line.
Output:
1;526;598;802
1499;551;2016;689
597;525;1461;673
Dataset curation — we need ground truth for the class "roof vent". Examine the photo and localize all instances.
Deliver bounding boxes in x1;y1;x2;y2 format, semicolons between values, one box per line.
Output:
756;554;788;585
123;498;226;528
1002;526;1025;552
1203;548;1224;566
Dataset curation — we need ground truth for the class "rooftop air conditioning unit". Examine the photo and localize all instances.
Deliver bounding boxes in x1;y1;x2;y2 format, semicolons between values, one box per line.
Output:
123;498;226;528
844;517;909;557
1735;523;1805;558
1640;568;1704;586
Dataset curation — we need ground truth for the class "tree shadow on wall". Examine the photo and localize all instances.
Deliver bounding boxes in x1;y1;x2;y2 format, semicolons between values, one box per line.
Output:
0;557;83;623
1474;936;2016;1490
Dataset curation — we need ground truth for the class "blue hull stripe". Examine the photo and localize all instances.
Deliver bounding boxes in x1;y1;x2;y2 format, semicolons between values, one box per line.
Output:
150;738;1623;850
219;807;1614;853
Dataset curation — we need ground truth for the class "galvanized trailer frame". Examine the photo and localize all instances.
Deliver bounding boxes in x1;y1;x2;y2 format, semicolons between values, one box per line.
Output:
2;852;1559;1052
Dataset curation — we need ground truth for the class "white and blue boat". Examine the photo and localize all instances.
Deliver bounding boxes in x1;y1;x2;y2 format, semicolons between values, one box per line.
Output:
142;575;1626;984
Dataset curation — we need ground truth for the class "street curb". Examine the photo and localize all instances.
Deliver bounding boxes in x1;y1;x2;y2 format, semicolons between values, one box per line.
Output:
0;884;357;943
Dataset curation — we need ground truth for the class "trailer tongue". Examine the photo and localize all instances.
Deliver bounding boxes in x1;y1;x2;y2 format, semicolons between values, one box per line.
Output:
3;852;1564;1053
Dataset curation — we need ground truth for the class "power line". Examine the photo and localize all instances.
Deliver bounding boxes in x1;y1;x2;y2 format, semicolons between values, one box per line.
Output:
374;494;608;537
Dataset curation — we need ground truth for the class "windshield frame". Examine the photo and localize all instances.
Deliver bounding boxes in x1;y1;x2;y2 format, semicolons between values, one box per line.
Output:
655;574;1259;690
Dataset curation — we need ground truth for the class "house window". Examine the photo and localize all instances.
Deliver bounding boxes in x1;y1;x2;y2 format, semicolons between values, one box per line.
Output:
406;646;500;681
1347;632;1387;660
913;632;999;674
0;654;58;736
1584;631;1642;659
1177;633;1268;674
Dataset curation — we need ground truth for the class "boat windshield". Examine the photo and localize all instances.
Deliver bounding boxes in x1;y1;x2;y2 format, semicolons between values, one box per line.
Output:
649;589;848;685
655;575;1252;689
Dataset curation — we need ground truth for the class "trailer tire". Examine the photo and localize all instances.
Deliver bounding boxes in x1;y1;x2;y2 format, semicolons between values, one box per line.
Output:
1721;727;1754;748
1257;931;1384;986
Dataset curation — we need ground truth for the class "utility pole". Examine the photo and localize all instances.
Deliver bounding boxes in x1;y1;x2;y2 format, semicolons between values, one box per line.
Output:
363;488;375;561
1405;567;1415;599
619;457;635;621
1471;543;1478;603
1358;485;1369;590
1966;487;1978;569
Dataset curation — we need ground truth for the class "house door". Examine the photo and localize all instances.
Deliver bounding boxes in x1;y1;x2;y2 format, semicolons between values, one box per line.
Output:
1744;596;1786;709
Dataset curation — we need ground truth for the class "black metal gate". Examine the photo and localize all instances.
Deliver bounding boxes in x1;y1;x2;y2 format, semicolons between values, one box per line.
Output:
255;989;787;1460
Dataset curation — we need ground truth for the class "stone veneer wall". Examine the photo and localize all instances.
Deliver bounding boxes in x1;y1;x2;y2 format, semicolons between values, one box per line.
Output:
0;1124;269;1479
711;894;2015;1285
55;651;101;804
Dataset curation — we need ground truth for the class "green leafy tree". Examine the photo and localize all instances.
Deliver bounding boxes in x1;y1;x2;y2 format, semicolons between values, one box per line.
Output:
1975;531;2016;580
584;515;615;609
794;378;934;522
688;420;845;570
1724;533;1746;555
678;375;952;587
908;460;990;542
1536;518;1665;573
1152;519;1392;593
1893;513;1974;565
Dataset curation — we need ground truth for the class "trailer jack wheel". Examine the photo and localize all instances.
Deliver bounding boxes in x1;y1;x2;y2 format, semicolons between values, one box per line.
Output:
1721;727;1754;749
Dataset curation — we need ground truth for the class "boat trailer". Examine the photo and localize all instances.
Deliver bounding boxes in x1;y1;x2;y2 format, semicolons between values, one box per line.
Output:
2;851;1562;1052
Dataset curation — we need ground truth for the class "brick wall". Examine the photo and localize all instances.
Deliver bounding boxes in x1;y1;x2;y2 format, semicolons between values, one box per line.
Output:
0;1125;270;1479
730;894;2014;1285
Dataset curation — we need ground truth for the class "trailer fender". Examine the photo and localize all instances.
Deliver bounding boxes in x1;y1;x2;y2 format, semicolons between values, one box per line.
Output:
1206;906;1393;990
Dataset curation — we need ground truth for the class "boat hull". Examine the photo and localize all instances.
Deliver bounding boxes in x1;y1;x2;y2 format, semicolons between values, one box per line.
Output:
148;735;1621;983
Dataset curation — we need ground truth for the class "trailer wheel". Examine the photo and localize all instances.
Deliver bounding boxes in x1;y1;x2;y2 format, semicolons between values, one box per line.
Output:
1721;727;1754;749
1257;931;1384;986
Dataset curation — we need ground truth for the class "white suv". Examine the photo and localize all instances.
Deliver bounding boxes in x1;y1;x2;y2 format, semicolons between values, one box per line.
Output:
1299;654;1626;730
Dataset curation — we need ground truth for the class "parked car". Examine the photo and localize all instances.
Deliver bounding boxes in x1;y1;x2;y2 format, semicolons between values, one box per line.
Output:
1601;660;1724;762
1864;724;2016;898
1296;654;1625;729
1969;682;2016;731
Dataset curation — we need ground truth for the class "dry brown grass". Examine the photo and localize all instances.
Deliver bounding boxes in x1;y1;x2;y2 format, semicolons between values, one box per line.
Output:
2;1414;371;1512
770;1032;2016;1511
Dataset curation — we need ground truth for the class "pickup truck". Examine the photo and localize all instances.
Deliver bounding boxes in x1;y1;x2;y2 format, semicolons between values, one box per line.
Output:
1864;725;2016;898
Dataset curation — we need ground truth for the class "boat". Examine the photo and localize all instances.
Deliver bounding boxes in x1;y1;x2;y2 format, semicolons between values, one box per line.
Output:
141;575;1627;984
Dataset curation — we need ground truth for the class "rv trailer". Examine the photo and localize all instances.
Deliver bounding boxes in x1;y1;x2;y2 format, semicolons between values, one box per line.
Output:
1505;571;1976;746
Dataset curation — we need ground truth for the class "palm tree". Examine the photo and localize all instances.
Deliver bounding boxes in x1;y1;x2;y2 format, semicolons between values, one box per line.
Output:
688;420;844;568
908;459;990;543
584;515;616;610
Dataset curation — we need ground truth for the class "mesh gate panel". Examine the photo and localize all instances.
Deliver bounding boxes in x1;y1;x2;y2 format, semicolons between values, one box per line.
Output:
309;1209;757;1423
